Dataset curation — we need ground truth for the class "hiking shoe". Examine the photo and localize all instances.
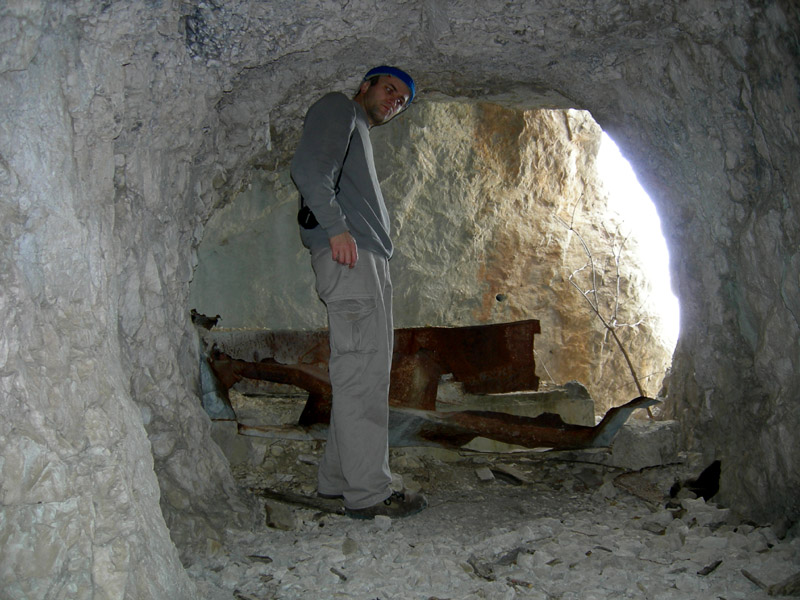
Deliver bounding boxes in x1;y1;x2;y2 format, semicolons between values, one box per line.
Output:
317;492;344;500
345;490;428;520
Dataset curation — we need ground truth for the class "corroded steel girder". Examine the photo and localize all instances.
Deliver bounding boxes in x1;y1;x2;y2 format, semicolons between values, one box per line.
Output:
239;397;659;451
206;320;541;419
387;396;658;450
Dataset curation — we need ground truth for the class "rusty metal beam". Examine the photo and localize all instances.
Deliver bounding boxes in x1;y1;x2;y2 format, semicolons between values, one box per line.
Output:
208;349;333;426
401;396;659;449
239;396;659;450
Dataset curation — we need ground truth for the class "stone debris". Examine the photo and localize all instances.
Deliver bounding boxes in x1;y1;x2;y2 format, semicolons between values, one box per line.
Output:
475;466;495;481
372;515;393;532
296;454;317;466
189;438;799;600
491;464;530;485
262;500;296;532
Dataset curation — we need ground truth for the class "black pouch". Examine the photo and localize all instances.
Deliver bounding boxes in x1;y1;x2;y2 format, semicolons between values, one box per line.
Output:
297;204;319;229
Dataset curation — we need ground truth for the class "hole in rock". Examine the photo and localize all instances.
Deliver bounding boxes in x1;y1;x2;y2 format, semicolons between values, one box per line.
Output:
597;131;680;351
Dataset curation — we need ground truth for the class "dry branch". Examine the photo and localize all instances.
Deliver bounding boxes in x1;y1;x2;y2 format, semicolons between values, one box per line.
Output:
557;210;653;418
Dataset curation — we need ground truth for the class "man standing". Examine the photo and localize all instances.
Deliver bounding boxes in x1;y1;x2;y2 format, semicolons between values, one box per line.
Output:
291;66;427;519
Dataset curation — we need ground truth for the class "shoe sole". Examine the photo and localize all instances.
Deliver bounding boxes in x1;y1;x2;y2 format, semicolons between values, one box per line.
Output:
317;493;344;500
345;500;428;520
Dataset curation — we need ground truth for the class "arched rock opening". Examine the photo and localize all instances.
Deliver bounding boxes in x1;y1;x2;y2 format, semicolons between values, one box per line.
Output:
190;103;676;412
1;1;798;597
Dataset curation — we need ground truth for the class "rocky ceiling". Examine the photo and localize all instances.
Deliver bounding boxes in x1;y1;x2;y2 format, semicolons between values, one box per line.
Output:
1;1;798;598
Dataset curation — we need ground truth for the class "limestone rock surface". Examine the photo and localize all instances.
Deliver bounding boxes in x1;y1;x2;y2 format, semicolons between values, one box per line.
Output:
1;0;798;597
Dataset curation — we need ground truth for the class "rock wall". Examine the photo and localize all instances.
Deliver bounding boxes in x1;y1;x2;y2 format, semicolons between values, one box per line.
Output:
650;5;800;524
375;103;676;407
1;0;798;597
1;3;257;598
191;104;675;410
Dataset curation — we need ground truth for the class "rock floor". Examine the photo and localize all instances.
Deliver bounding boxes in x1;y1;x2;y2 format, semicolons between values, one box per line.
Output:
187;445;797;599
187;395;799;599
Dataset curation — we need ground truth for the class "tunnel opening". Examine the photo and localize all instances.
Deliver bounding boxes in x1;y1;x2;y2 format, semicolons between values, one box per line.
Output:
597;131;680;352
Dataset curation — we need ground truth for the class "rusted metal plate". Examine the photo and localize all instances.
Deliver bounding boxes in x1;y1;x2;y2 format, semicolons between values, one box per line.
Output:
393;320;541;395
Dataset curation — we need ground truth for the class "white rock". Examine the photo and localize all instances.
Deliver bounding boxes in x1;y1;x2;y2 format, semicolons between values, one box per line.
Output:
665;519;689;549
595;479;617;499
475;467;495;481
696;535;729;551
372;515;392;532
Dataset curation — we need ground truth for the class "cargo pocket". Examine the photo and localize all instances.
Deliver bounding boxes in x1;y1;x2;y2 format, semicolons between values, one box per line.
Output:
327;297;379;355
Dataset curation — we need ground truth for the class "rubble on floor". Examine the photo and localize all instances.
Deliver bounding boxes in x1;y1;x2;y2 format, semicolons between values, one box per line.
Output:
189;398;799;599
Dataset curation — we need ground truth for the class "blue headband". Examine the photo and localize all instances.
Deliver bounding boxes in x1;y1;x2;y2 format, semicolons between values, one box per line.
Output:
363;66;415;104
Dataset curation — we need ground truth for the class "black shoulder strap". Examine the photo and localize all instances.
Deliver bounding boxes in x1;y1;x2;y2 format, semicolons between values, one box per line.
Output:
297;123;356;228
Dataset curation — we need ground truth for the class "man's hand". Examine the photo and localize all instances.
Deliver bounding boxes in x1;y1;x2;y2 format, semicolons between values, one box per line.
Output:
329;231;358;268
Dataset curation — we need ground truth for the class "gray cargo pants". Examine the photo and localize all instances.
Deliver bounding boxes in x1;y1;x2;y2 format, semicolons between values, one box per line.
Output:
311;247;393;509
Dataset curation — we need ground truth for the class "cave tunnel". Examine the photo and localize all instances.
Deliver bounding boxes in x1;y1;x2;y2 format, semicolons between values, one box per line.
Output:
189;102;678;414
1;1;798;598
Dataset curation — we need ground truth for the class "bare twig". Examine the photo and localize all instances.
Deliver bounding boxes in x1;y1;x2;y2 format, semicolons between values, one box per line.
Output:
560;210;653;417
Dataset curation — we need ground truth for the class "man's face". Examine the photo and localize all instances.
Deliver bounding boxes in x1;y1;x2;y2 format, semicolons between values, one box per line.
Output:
357;75;412;127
